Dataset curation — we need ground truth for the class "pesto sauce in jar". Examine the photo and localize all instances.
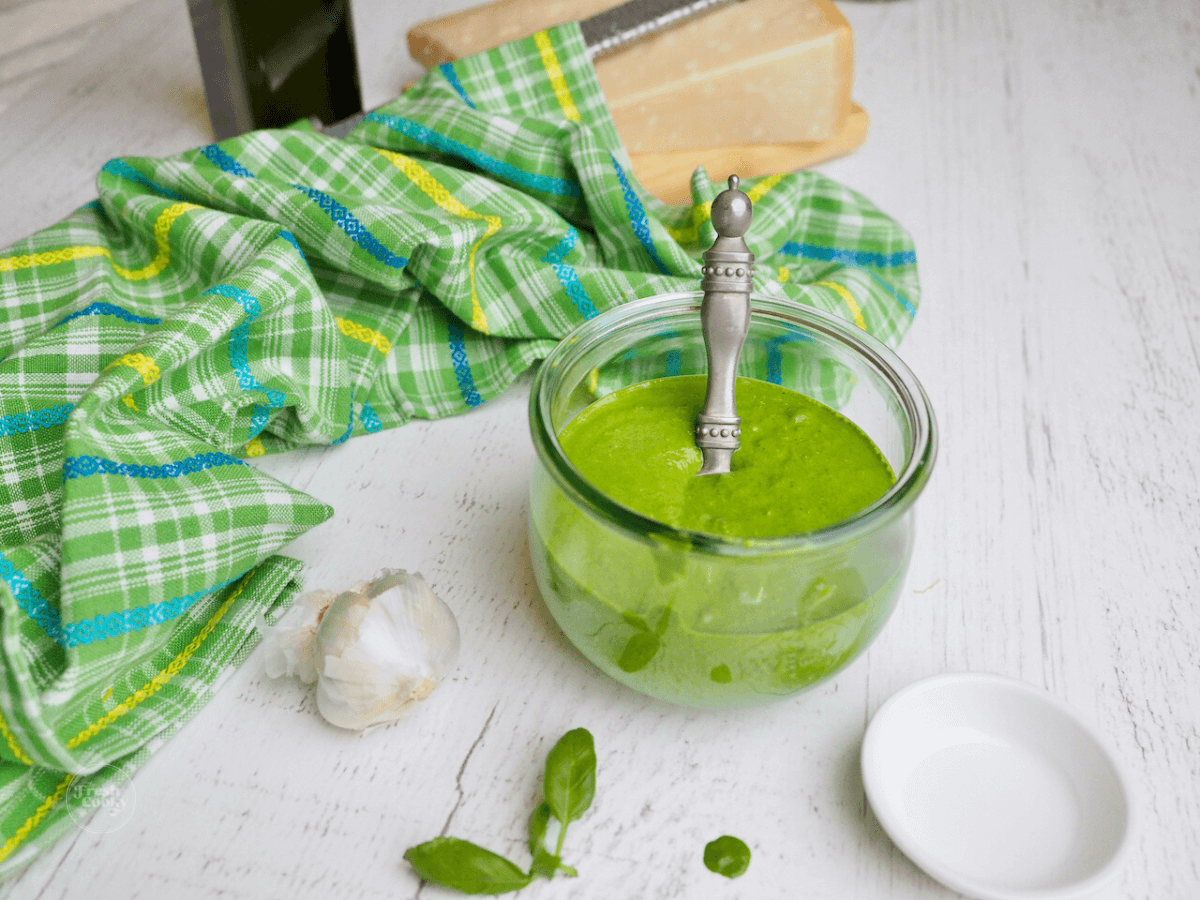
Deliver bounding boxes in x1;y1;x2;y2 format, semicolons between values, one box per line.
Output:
530;375;908;708
557;375;894;537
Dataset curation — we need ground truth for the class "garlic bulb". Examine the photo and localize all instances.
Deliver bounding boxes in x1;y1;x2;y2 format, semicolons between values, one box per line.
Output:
262;570;460;731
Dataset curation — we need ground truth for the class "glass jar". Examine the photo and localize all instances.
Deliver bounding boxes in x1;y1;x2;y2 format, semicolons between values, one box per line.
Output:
528;292;936;708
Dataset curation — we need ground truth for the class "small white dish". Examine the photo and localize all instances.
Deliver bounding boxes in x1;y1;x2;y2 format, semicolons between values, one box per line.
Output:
861;673;1134;900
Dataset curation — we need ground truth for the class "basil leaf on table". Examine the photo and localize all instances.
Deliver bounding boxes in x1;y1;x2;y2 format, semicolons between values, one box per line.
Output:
528;801;552;857
527;801;567;880
404;837;533;894
543;727;596;826
703;835;752;879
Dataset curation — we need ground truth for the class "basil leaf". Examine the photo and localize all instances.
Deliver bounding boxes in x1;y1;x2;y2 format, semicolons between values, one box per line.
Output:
543;727;596;826
703;835;751;879
621;611;650;631
404;837;532;895
528;801;551;855
617;632;659;672
527;802;559;879
652;605;671;636
529;802;581;880
528;849;560;881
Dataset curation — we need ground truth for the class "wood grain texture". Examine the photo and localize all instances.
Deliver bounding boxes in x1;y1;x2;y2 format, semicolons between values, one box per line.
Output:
0;0;1198;897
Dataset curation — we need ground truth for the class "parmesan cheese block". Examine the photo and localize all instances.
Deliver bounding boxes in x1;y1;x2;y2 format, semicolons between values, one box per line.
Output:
407;0;855;152
632;103;869;205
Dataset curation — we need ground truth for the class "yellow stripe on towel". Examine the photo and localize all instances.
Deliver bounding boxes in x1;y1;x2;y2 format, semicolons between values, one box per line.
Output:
814;280;866;330
335;317;392;356
534;31;581;123
376;149;499;333
0;202;199;280
67;570;253;749
0;773;75;864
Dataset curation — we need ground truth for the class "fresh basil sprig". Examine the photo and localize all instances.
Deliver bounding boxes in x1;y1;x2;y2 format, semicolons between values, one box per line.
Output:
405;728;596;894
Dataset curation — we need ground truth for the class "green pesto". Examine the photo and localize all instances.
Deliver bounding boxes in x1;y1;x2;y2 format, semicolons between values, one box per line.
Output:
530;375;909;708
557;375;894;538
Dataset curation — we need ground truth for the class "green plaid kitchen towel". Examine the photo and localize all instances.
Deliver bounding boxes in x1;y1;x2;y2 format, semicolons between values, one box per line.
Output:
0;22;917;870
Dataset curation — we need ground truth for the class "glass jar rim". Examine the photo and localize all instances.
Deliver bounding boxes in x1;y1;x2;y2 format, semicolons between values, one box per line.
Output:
529;291;938;555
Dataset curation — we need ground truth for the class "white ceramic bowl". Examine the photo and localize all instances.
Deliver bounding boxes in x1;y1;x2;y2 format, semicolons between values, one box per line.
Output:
862;673;1134;900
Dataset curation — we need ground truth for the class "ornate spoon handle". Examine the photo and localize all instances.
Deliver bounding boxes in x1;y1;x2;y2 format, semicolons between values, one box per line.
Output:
695;175;754;476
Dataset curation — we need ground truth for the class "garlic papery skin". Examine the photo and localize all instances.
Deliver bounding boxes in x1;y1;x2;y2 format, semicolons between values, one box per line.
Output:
312;569;460;731
261;589;335;685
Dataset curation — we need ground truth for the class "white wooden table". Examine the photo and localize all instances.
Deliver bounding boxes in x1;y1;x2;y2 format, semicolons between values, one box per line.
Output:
1;1;1197;897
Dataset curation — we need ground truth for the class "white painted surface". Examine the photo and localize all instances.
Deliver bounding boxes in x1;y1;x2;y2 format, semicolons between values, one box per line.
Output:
0;0;1198;898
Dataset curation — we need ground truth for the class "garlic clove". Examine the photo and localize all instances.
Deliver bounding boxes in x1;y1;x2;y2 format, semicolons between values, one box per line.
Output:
315;671;439;731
